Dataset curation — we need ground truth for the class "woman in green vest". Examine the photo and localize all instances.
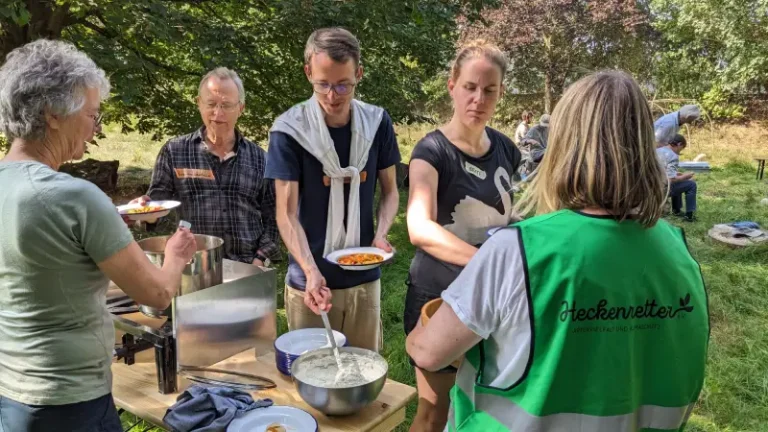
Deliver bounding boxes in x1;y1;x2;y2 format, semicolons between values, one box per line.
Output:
406;70;709;431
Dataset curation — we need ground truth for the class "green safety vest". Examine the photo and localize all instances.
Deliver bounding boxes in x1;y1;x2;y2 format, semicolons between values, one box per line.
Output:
448;210;709;432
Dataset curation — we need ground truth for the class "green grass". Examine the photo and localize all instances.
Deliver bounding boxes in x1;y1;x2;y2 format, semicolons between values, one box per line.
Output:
678;163;768;432
90;123;768;431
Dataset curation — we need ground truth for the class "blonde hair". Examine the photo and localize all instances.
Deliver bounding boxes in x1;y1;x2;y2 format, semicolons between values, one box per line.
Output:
514;70;667;227
450;39;508;81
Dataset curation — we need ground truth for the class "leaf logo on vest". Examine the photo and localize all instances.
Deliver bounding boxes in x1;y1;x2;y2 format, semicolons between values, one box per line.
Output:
560;294;694;334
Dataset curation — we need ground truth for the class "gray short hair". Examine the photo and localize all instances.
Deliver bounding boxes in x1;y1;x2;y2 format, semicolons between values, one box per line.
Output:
0;39;110;142
198;67;245;104
304;28;361;67
679;104;701;124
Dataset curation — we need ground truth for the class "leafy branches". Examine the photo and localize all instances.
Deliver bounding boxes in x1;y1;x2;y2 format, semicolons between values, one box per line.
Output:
1;0;474;145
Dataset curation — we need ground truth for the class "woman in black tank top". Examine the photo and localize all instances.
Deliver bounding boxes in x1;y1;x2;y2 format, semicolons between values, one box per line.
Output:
403;40;521;432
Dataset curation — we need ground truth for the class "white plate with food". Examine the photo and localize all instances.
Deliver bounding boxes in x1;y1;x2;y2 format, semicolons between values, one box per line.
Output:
227;406;318;432
325;247;395;271
117;200;181;221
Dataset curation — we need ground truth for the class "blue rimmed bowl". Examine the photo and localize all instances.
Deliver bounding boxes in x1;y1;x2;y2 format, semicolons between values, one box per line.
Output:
274;328;347;376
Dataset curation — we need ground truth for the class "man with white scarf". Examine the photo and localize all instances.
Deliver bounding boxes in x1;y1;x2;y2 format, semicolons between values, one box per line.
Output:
265;28;400;351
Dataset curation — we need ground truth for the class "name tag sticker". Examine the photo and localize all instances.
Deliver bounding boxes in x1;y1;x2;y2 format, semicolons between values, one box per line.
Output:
174;168;215;180
464;162;487;180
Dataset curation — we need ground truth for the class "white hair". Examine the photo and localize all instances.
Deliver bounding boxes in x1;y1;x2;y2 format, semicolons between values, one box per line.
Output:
198;67;245;104
679;104;701;124
0;39;110;142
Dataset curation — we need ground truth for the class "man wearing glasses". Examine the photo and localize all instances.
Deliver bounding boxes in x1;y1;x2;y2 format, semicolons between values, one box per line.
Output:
140;67;280;267
265;28;400;352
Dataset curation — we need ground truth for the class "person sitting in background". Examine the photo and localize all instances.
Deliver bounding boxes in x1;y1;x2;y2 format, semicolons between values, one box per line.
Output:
138;67;280;267
513;110;532;144
517;114;550;179
657;134;698;221
0;39;196;432
407;70;709;431
654;104;700;147
525;113;549;151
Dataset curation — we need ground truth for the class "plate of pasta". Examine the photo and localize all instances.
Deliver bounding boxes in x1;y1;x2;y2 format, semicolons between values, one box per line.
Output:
325;247;395;271
117;200;181;222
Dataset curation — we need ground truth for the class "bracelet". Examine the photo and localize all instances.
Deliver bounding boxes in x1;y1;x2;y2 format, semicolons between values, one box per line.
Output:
255;253;270;267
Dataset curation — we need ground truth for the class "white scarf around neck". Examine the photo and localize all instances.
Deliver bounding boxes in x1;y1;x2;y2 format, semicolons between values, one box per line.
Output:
270;95;384;256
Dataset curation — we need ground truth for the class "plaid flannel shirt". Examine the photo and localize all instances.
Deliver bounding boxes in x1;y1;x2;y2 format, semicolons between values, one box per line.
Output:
147;127;280;263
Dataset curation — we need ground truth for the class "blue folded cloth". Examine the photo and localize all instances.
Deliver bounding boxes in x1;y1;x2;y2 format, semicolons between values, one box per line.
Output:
163;385;273;432
729;221;761;230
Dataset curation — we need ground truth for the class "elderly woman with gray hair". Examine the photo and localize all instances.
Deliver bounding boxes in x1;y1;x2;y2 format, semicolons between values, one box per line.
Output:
0;40;196;431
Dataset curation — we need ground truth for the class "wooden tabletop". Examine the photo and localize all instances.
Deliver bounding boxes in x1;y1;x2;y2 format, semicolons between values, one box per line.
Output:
112;344;416;432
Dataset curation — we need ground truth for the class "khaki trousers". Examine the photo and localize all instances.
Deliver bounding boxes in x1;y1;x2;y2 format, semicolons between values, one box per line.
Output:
284;280;383;352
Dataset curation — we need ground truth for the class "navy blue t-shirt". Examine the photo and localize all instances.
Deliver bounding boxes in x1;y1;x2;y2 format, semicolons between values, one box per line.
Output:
265;111;401;290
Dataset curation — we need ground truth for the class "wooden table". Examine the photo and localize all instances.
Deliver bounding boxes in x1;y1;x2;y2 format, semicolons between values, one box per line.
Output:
111;347;416;431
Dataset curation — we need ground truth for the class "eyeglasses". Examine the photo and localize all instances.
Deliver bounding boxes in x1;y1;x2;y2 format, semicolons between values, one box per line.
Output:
89;113;102;127
311;81;356;96
200;101;241;113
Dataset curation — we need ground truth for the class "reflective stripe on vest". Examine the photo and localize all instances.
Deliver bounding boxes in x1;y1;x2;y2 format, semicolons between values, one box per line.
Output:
451;361;696;431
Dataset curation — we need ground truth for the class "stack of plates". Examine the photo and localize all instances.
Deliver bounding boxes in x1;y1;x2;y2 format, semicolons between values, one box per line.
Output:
274;328;347;376
679;161;711;172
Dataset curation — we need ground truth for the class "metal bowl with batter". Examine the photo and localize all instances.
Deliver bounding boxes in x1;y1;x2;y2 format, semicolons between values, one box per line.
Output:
290;346;388;416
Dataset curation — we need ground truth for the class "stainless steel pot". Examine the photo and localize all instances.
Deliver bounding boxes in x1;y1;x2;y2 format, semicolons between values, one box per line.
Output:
290;347;388;416
137;234;224;318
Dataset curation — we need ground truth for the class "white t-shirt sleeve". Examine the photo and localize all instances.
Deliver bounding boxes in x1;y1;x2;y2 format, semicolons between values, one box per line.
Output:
442;228;528;339
442;227;532;387
514;123;527;144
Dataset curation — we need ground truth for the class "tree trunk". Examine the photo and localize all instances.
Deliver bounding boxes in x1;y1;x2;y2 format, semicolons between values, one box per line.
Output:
544;72;553;114
542;33;554;114
0;1;73;59
395;162;409;189
59;158;120;193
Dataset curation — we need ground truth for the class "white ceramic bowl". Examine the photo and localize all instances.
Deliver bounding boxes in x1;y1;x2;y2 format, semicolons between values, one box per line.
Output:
274;328;347;376
227;406;318;431
274;328;347;356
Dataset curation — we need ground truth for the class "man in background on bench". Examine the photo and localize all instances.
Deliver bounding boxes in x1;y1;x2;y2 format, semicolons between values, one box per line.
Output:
654;104;700;147
657;134;698;222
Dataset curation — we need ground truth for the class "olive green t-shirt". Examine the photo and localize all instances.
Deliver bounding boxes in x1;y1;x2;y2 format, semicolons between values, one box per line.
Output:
0;161;134;405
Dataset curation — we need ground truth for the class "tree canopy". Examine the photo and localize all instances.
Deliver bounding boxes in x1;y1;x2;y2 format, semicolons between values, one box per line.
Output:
2;0;767;147
1;0;483;142
650;0;768;118
462;0;656;113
